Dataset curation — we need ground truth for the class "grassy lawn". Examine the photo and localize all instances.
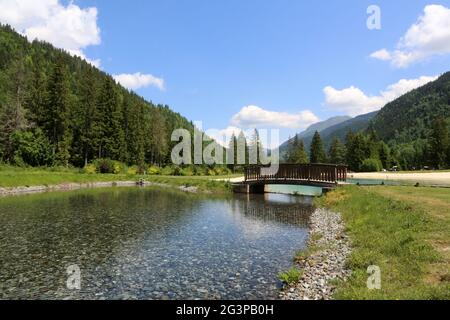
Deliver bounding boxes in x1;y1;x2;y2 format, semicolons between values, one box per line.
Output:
317;185;450;300
0;166;235;193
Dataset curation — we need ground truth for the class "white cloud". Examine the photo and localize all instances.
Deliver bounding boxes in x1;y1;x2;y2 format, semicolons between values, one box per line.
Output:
324;75;437;116
0;0;101;66
370;5;450;68
230;105;320;130
205;126;244;148
113;73;165;91
370;49;391;61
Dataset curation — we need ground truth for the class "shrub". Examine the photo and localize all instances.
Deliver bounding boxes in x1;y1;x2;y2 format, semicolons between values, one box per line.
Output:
113;161;123;174
148;166;161;175
278;267;303;285
181;167;194;176
360;158;383;172
94;159;117;174
160;166;175;176
127;166;138;175
11;129;54;167
173;166;182;176
83;164;97;174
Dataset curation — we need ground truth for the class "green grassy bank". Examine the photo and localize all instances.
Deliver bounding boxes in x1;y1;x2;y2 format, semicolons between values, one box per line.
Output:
0;166;235;193
317;186;450;300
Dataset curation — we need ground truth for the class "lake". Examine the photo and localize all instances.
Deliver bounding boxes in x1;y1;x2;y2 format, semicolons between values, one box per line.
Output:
0;187;313;300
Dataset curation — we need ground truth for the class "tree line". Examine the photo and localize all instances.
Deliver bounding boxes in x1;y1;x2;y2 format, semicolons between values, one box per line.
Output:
0;24;193;169
285;118;450;172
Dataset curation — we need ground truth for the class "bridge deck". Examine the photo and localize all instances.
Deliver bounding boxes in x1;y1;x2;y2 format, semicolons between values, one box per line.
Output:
237;164;348;193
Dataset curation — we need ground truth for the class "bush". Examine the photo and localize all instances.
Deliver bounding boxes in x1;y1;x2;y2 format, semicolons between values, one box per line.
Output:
148;166;161;175
161;166;175;176
127;166;138;175
278;267;303;285
181;167;194;176
93;159;123;174
83;164;97;174
360;158;383;172
172;166;182;176
11;129;54;167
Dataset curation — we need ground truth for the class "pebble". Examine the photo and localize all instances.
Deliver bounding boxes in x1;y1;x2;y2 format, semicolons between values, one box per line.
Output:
279;208;352;301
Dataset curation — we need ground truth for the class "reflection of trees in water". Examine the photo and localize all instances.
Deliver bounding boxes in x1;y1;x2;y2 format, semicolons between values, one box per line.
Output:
230;194;312;228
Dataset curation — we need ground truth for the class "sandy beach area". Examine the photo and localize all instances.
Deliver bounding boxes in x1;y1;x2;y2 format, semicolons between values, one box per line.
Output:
219;171;450;187
350;172;450;186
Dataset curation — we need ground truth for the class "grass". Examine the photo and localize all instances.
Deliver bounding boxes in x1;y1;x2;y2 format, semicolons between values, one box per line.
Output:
294;236;324;263
316;185;450;300
0;165;234;193
278;267;303;285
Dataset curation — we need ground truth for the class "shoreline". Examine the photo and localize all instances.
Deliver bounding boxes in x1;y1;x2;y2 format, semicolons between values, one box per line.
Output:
0;180;204;197
280;208;351;300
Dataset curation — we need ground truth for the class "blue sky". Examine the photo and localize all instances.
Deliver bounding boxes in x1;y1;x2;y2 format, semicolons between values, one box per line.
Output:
1;0;450;146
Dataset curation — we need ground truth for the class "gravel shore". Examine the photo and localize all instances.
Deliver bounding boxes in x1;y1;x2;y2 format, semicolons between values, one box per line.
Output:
280;208;351;300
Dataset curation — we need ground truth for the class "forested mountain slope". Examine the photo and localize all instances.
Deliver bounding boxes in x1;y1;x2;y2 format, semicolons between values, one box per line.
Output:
279;116;350;157
0;24;194;168
371;72;450;144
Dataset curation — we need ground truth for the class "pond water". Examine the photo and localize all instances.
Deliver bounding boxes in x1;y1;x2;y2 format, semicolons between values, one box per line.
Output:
0;187;313;300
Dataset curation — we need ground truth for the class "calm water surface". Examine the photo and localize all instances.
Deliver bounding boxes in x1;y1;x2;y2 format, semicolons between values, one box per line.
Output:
0;187;312;300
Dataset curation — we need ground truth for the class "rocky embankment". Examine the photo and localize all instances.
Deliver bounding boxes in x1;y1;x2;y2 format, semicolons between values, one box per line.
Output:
280;208;352;300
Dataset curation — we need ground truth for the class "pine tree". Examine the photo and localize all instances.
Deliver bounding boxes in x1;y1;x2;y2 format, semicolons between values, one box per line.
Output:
346;132;368;172
227;133;238;172
26;63;47;127
310;131;327;163
236;131;247;166
146;108;168;166
378;141;391;170
249;129;261;165
288;136;308;164
93;77;125;160
428;118;449;169
328;137;346;165
79;67;97;166
45;58;71;166
0;58;29;162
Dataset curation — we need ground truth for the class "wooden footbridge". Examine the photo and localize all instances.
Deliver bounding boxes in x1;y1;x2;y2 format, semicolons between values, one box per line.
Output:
234;164;348;194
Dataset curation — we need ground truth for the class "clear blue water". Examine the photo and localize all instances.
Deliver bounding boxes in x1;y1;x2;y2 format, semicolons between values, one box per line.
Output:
267;185;323;196
0;187;313;300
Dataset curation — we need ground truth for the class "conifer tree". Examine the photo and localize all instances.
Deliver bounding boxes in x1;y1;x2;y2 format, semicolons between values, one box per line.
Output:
45;58;71;165
310;131;327;163
428;118;449;169
328;137;346;164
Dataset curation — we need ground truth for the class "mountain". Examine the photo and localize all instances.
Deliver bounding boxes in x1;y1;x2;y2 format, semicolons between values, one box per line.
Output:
299;116;351;139
318;111;378;148
279;116;351;157
371;72;450;144
0;24;195;167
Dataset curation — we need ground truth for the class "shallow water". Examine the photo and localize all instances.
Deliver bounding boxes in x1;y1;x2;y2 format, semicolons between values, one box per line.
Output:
0;187;312;300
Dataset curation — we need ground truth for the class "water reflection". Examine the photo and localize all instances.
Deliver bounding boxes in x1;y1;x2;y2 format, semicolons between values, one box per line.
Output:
0;187;312;300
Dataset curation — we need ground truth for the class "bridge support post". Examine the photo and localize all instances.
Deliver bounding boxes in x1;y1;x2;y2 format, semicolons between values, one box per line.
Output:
249;184;266;194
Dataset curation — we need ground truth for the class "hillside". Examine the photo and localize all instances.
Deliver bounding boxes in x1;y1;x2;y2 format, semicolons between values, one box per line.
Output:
0;24;194;168
279;116;351;157
298;116;351;139
280;113;376;158
319;111;378;149
371;72;450;144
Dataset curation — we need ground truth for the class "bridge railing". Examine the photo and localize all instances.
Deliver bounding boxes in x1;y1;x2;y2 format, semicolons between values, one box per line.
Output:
244;164;348;184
